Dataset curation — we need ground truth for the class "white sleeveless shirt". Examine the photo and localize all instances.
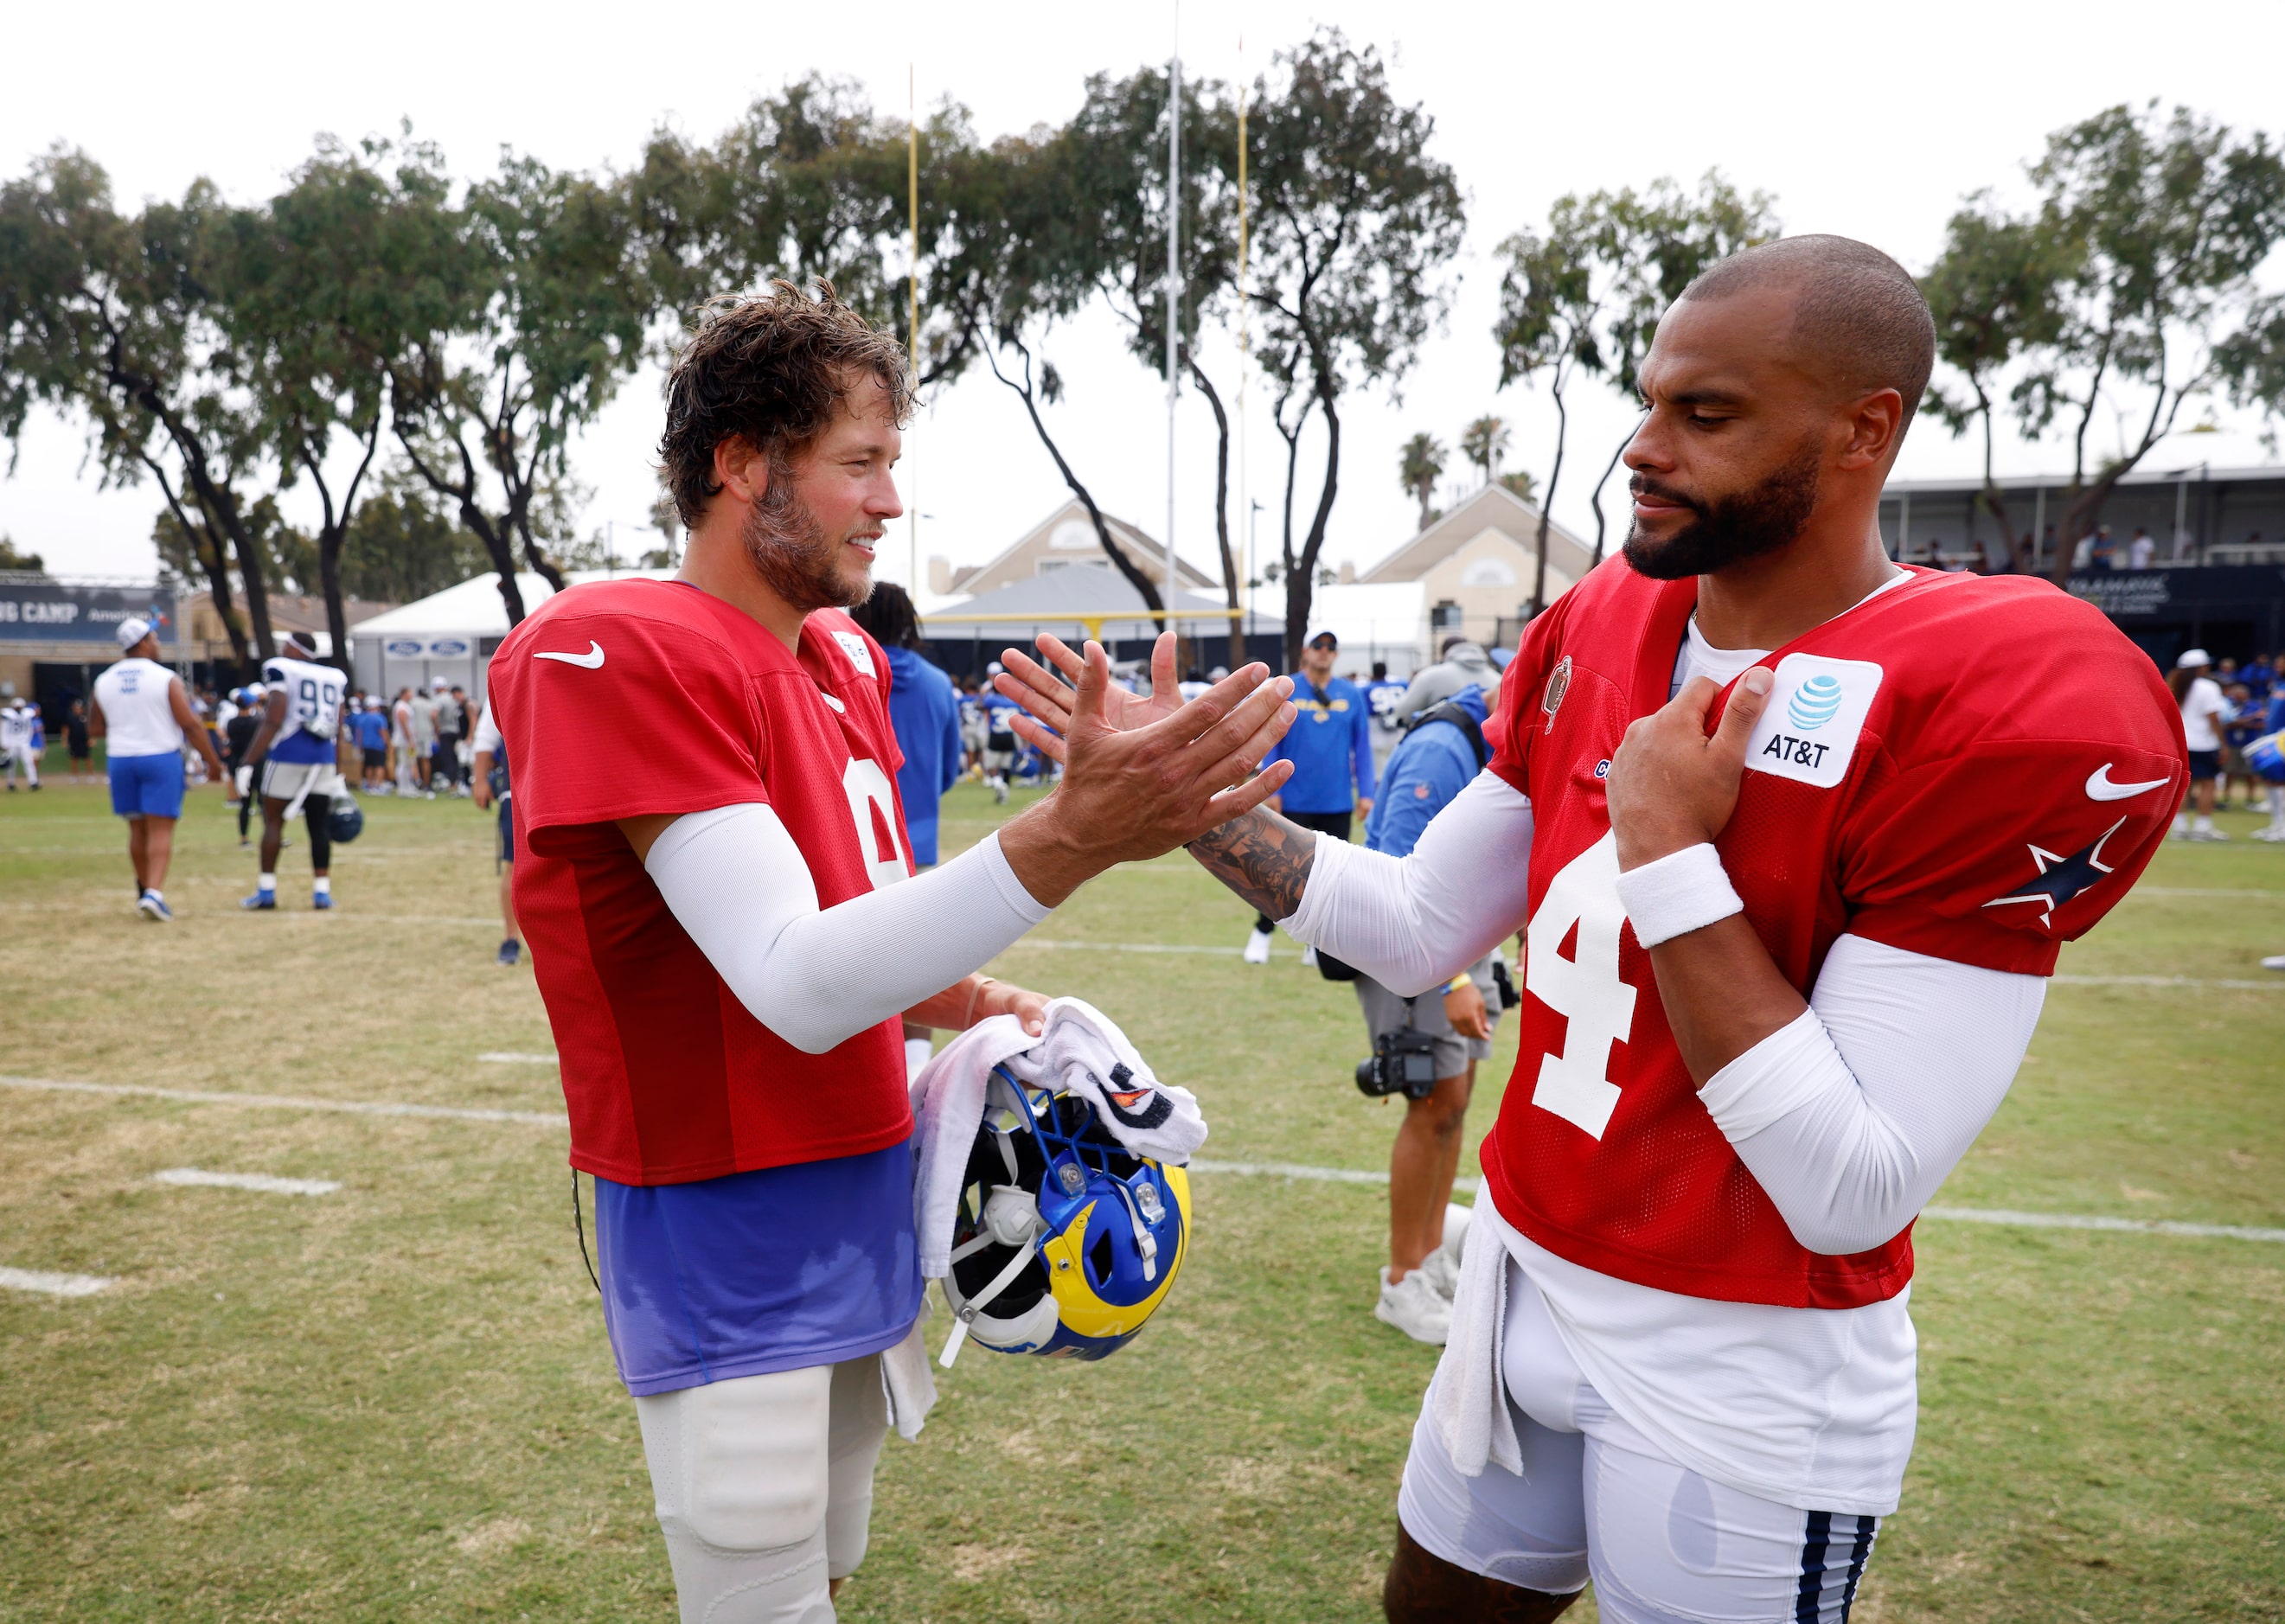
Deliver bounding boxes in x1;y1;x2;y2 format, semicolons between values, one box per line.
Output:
93;657;185;758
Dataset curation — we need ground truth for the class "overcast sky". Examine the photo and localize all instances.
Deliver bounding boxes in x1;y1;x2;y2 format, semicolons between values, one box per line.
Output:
5;0;2281;593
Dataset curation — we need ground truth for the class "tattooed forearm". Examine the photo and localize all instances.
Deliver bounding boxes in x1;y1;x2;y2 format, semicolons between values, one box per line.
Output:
1186;807;1318;921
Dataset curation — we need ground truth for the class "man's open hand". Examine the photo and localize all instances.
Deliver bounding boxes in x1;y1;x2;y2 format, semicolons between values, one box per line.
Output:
1604;667;1773;871
992;630;1181;749
995;636;1296;908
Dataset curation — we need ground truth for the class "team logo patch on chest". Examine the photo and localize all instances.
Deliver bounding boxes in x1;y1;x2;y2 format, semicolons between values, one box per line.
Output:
1742;653;1884;790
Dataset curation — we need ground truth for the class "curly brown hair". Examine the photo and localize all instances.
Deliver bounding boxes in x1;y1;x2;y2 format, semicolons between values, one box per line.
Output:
658;282;912;528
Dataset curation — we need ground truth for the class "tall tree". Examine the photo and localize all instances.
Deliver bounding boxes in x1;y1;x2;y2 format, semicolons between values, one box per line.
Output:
1062;66;1251;666
1398;431;1445;530
2012;103;2285;582
390;152;647;625
1495;207;1604;617
231;137;454;672
1577;174;1778;561
1459;414;1509;485
0;149;276;664
1921;198;2071;568
1249;29;1465;668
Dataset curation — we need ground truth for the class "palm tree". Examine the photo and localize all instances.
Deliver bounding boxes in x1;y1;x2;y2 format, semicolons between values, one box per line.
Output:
1460;415;1510;488
1398;432;1447;533
1496;470;1539;505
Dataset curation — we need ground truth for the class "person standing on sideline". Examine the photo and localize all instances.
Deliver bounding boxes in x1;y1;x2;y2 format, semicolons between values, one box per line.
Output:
1356;681;1508;1345
2170;648;2233;841
1362;659;1411;777
224;688;264;847
90;618;230;920
470;699;522;967
390;687;417;795
65;697;92;783
850;584;963;868
435;681;471;795
0;694;37;790
352;699;391;791
1243;628;1373;963
2128;526;2157;570
484;285;1291;1624
978;662;1021;803
239;633;349;910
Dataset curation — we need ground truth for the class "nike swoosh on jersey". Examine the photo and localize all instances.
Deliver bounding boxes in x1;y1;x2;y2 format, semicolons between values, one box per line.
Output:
532;642;605;669
2084;764;2169;800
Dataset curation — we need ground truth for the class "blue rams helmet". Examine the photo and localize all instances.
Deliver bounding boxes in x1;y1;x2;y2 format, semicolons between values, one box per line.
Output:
940;1065;1191;1364
328;795;364;844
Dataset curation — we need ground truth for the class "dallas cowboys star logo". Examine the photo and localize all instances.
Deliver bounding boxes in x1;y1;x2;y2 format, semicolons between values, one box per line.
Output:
1981;817;2127;928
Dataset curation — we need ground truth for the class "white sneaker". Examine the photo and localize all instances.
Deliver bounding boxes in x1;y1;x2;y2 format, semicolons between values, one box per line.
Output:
1416;1246;1460;1300
1243;927;1273;964
1415;1203;1473;1300
2263;956;2285;973
1300;944;1319;968
1375;1266;1452;1345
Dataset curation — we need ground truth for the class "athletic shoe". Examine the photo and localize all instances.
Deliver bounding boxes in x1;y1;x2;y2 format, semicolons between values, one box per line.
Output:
1374;1265;1453;1346
137;892;172;923
240;891;277;911
1243;927;1273;965
1416;1203;1473;1300
992;780;1008;805
2263;955;2285;973
1300;944;1319;969
497;939;522;967
312;892;333;911
2192;828;2231;841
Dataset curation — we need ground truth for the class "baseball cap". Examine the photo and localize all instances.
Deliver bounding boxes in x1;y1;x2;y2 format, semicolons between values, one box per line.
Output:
987;661;1005;675
115;617;151;649
1305;626;1339;649
2177;648;2212;669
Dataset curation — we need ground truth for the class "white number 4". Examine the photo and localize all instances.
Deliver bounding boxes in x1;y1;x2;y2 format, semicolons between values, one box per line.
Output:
1524;831;1638;1140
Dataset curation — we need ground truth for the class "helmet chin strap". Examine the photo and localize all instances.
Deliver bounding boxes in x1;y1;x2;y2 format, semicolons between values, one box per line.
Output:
939;1210;1044;1370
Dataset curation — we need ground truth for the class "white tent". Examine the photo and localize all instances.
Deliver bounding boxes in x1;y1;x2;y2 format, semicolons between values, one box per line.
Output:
347;569;675;700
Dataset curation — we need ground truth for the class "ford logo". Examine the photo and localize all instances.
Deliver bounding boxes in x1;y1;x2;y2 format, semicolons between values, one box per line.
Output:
428;639;470;657
384;640;425;658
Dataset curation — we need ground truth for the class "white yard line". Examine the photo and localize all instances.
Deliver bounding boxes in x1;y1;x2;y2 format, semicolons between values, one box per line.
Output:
2051;974;2283;990
477;1052;559;1065
2129;886;2283;899
0;1075;564;1127
152;1168;341;1197
0;1266;115;1297
1012;938;1246;957
10;1075;2275;1245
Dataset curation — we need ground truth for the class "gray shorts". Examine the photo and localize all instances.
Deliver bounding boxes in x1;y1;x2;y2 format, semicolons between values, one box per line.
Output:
1354;957;1503;1081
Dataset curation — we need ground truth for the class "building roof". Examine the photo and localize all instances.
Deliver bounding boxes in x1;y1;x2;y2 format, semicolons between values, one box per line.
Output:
950;498;1219;594
1360;482;1597;585
1882;461;2285;496
919;566;1260;643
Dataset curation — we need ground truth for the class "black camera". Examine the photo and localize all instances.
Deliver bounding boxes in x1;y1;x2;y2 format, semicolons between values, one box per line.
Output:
1490;957;1521;1011
1356;1026;1439;1100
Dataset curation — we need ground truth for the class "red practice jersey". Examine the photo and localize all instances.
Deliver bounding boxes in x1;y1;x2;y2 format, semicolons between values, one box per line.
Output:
489;579;916;1186
1483;562;2186;1309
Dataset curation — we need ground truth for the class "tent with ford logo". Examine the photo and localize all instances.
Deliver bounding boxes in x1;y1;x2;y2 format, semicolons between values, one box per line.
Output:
346;568;673;701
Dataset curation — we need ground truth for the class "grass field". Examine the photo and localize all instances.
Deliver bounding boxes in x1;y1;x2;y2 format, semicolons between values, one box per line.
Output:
2;765;2282;1621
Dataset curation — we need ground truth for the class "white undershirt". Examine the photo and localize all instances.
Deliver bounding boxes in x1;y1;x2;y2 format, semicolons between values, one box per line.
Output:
1281;583;2046;1513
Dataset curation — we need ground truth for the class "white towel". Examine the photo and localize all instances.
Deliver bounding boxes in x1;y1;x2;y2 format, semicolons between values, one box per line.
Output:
1429;1191;1521;1478
878;1318;937;1442
1000;997;1207;1167
909;1014;1040;1278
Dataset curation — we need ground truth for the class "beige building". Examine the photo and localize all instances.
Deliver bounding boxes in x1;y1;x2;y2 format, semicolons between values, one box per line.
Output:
930;499;1219;598
1358;483;1596;649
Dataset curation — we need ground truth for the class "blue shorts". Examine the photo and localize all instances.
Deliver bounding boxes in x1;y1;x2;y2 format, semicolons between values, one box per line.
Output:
108;751;185;819
2187;748;2221;783
592;1136;922;1396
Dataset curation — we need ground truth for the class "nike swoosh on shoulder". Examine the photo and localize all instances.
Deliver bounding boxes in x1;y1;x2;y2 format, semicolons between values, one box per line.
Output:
532;642;605;669
2085;763;2170;801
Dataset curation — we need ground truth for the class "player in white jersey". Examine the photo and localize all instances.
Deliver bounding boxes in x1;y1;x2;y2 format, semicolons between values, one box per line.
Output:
91;618;231;920
240;633;348;911
0;696;38;790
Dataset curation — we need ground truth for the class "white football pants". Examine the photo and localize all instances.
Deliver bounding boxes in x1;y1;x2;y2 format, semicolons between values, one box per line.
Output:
1397;1264;1879;1622
634;1354;889;1624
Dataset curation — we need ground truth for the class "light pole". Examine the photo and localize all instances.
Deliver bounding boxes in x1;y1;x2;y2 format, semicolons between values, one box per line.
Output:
1163;5;1181;668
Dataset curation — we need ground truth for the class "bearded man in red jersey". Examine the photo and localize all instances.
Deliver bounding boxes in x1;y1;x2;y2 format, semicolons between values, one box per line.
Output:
488;285;1295;1624
993;237;2184;1623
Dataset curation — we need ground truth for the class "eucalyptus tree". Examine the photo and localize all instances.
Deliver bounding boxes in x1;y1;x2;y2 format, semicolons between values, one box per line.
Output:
1495;209;1603;617
1921;199;2071;566
389;152;648;625
2009;103;2285;582
0;149;272;662
1248;29;1465;667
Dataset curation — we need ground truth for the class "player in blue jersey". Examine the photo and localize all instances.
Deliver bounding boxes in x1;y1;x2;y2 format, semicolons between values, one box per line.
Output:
240;634;348;911
1244;628;1375;963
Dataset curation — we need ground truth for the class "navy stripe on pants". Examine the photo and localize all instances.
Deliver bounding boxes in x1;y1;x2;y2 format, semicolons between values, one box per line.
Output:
1797;1509;1879;1621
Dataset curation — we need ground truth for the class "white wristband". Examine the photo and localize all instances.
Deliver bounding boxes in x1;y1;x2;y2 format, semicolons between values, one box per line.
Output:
1612;841;1744;948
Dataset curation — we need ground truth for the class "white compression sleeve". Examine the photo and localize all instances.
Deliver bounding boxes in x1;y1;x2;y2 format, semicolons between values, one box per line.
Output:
1280;770;1536;997
643;804;1049;1055
1698;934;2046;1256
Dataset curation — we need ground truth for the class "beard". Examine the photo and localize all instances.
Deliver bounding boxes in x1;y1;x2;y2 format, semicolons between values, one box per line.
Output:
1622;439;1823;580
739;467;871;611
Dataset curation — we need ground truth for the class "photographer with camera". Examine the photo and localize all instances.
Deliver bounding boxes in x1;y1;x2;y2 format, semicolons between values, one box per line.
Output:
1349;681;1511;1345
